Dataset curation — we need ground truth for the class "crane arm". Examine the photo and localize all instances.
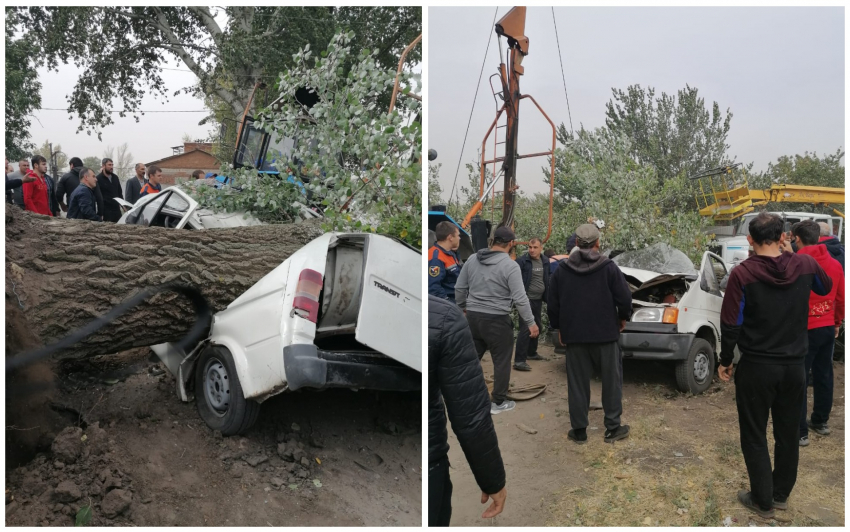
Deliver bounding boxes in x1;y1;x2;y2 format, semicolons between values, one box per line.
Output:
751;184;846;206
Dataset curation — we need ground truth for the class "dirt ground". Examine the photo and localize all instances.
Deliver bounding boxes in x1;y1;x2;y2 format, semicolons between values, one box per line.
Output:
6;349;421;527
447;343;845;527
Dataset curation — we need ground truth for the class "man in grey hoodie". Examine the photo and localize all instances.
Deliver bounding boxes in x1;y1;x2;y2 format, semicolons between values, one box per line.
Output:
455;226;539;414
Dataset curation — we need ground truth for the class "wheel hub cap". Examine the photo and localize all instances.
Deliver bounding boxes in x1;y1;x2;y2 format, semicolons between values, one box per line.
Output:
694;352;709;383
204;359;231;412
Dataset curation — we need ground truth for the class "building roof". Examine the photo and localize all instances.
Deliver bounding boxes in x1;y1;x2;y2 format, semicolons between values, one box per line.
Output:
145;148;218;167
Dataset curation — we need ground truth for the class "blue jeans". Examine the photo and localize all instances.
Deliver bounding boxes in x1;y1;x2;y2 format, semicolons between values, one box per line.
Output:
800;326;835;437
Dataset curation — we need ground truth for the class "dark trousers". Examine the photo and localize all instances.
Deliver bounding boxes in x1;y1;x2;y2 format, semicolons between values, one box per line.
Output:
800;326;835;436
428;457;452;526
515;298;543;363
564;341;623;431
467;311;514;404
735;360;805;510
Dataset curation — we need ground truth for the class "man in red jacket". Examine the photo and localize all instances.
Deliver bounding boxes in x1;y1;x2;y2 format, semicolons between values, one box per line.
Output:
790;220;844;446
22;155;53;216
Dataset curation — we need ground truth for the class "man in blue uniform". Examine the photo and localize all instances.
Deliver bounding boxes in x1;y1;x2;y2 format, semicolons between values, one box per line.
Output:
428;221;462;301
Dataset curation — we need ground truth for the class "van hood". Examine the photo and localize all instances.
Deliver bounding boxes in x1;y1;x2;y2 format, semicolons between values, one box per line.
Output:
617;266;697;291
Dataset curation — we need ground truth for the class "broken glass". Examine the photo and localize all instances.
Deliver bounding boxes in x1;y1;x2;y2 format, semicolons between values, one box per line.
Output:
612;243;697;275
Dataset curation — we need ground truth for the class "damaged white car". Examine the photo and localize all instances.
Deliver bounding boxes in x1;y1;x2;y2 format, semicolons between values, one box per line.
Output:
614;244;733;394
114;186;319;230
151;232;422;435
114;187;266;229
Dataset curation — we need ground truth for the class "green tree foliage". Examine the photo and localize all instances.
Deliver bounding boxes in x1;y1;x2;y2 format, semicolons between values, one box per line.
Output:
604;84;733;186
188;32;421;246
5;8;42;160
82;156;101;170
551;126;710;264
747;148;845;213
12;6;421;137
428;163;443;206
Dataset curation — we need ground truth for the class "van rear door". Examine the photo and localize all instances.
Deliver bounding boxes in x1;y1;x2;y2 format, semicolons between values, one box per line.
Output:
355;235;422;372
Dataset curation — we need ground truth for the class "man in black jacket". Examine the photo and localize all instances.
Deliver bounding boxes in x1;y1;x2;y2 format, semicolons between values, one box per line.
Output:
96;158;124;222
56;157;84;212
514;237;549;371
548;224;633;445
717;212;832;518
429;295;507;526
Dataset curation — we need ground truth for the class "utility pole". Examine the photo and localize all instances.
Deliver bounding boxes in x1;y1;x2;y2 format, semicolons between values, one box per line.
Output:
49;143;59;179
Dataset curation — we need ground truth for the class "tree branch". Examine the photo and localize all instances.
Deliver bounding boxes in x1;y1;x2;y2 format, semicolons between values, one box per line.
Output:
188;6;223;40
261;7;286;39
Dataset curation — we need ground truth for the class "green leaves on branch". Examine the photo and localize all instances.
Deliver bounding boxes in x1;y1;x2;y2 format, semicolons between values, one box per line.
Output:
258;31;422;246
604;84;733;185
552;128;710;264
5;7;42;160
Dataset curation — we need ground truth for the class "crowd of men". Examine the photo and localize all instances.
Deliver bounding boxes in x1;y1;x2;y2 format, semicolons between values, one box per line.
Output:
429;213;844;524
5;154;211;221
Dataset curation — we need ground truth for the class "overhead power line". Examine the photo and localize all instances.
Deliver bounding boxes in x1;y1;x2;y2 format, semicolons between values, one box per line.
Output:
551;7;574;135
448;6;499;208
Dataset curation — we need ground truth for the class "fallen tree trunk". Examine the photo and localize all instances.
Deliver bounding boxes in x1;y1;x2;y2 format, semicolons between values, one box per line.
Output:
5;204;324;360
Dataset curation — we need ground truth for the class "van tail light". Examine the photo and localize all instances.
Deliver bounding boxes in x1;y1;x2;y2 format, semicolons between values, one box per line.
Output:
662;308;679;324
293;269;323;323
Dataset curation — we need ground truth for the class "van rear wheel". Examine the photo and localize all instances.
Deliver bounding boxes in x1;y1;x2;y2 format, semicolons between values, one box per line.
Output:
675;339;715;394
195;345;260;435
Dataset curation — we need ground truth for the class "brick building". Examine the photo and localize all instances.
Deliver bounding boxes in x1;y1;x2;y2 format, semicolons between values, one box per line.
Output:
145;142;220;185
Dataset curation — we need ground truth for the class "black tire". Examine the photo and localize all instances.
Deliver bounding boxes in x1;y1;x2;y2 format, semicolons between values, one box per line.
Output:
195;345;260;435
675;338;715;394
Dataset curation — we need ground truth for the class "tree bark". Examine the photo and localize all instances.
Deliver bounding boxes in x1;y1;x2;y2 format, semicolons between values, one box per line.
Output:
5;204;324;360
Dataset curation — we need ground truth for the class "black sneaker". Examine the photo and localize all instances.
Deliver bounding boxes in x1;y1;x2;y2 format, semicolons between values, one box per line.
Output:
737;490;775;518
568;429;587;444
513;362;532;371
527;352;544;361
799;435;809;447
772;498;788;510
604;425;630;443
808;421;831;435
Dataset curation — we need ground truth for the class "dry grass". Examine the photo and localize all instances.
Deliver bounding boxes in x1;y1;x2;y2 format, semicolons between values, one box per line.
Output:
546;382;845;527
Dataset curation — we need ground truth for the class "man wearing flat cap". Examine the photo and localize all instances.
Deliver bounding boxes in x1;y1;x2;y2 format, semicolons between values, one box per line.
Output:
548;224;633;444
455;226;539;415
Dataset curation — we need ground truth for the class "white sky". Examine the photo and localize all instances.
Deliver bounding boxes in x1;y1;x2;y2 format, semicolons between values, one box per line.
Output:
429;6;845;198
30;60;211;171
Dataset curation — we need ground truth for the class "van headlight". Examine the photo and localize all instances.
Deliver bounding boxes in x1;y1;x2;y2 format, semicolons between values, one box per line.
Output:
632;307;679;324
632;308;662;322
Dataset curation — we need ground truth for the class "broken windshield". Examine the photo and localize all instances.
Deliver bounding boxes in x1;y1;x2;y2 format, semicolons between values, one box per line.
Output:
612;243;697;276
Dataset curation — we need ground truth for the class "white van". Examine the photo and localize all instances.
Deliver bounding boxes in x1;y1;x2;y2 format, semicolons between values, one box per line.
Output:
711;211;843;267
614;244;729;394
152;232;422;435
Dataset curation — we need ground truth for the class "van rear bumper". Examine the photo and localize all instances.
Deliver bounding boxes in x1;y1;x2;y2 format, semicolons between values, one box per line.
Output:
283;344;421;392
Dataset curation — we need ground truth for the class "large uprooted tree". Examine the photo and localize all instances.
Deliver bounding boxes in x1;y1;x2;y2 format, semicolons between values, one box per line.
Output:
5;204;324;361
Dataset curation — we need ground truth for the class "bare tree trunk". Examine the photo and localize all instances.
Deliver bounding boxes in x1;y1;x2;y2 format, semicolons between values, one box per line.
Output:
5;204;324;360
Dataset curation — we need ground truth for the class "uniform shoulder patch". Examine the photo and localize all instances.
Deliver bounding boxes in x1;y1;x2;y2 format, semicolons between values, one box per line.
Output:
429;266;440;277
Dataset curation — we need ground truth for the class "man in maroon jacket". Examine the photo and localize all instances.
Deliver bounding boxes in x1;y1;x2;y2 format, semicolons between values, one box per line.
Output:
717;213;832;518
